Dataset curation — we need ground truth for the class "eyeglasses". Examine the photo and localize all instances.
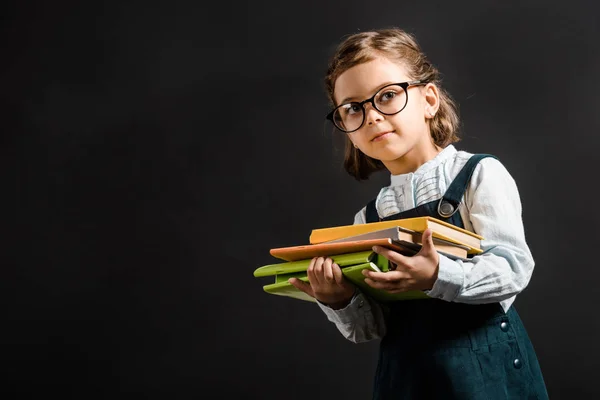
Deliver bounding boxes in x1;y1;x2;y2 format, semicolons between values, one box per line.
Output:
325;81;427;133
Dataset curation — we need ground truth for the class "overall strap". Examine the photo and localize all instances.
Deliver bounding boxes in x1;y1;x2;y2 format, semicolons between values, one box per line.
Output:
436;154;497;218
365;153;497;223
365;198;379;223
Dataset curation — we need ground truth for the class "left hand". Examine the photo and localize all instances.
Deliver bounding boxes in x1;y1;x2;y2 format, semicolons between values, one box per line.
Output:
362;229;440;293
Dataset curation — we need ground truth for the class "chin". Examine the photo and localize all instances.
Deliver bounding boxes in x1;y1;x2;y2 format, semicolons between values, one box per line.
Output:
371;146;408;161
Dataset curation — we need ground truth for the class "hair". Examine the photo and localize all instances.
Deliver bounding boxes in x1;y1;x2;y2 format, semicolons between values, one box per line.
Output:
324;28;461;180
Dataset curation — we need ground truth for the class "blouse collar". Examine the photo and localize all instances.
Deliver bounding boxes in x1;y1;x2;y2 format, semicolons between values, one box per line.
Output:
389;145;457;186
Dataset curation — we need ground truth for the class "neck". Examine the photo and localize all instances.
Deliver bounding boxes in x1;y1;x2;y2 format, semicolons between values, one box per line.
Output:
383;142;442;175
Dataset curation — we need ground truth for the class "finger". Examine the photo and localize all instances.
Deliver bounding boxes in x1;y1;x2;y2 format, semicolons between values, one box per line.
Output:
322;258;335;283
418;229;436;256
332;262;345;285
373;246;412;270
312;257;324;285
288;278;315;297
364;277;406;292
307;257;319;285
362;270;408;283
386;288;411;294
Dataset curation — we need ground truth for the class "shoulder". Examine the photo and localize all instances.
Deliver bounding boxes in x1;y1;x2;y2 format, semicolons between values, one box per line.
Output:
447;149;514;183
353;206;367;225
471;155;516;186
461;153;521;207
444;148;474;174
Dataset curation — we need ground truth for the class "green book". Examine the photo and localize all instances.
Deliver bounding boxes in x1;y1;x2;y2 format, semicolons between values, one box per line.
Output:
346;269;431;302
256;251;385;303
256;251;430;303
253;250;380;279
262;261;385;303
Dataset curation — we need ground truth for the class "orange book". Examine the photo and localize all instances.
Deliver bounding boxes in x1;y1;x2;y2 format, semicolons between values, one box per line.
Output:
270;238;419;262
309;216;483;255
270;235;470;262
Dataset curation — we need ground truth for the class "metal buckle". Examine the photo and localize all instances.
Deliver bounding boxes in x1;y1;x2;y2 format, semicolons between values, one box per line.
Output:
437;198;459;218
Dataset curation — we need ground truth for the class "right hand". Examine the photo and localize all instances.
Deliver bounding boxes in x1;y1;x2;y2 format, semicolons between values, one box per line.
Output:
288;256;356;309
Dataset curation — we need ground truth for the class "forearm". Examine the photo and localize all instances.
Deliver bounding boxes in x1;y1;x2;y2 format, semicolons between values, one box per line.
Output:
316;289;387;343
427;241;534;304
425;157;535;304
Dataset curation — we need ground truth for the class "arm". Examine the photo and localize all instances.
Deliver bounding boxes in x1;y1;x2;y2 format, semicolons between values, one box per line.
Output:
313;210;387;343
316;289;387;343
426;158;535;304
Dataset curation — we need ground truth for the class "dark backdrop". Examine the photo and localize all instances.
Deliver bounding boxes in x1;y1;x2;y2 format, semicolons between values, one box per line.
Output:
3;0;599;398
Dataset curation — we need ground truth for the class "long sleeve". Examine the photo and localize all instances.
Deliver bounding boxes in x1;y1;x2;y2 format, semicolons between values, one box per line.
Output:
314;211;388;343
425;158;535;311
313;149;535;338
316;289;387;343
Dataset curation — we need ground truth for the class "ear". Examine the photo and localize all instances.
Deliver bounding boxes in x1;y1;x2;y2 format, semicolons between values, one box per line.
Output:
423;83;440;119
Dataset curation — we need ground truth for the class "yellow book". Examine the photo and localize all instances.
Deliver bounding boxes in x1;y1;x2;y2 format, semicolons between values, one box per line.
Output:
309;216;483;255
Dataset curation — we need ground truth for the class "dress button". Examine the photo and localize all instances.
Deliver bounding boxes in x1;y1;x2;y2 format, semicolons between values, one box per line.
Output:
500;321;509;332
513;359;522;369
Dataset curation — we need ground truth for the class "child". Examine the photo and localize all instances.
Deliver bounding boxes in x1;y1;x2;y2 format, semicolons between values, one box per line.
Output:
289;28;549;399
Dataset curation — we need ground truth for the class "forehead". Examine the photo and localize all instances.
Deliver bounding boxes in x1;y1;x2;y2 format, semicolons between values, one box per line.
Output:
334;57;410;104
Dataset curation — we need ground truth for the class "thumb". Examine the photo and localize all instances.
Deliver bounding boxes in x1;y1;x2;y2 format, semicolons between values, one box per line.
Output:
288;278;315;298
419;228;436;255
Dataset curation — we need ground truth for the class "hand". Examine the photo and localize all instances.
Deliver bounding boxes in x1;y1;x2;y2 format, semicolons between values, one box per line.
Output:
362;229;440;293
288;256;356;309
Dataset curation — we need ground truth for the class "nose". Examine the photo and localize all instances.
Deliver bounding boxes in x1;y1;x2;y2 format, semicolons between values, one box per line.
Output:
363;101;384;126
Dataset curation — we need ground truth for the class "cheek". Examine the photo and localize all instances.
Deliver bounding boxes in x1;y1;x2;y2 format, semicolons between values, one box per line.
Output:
389;111;425;132
387;114;410;131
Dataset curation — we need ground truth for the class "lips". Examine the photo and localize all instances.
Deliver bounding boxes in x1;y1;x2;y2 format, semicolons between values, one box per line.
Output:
370;131;394;142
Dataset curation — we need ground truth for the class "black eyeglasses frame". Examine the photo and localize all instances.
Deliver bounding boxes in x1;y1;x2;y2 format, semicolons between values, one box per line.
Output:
325;80;428;133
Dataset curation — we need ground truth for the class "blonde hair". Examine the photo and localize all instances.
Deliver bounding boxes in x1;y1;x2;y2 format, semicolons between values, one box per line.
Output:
324;28;460;180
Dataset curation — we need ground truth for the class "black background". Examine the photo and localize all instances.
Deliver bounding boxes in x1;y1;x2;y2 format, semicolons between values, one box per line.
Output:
3;0;599;398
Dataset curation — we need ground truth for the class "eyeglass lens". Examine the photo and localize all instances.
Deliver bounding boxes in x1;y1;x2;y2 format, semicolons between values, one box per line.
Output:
332;84;408;132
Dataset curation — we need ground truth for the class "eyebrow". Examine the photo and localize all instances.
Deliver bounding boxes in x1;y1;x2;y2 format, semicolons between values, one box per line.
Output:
339;81;398;104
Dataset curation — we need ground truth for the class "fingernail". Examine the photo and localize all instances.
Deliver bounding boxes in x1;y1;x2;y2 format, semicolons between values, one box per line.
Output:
372;246;380;252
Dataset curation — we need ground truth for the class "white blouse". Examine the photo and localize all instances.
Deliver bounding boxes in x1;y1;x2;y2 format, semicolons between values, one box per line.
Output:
317;145;536;343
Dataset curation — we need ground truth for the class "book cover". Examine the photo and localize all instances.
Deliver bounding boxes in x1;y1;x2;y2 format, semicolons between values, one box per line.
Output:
254;250;377;278
262;276;318;303
260;252;390;303
344;263;431;302
269;237;419;262
309;216;483;254
325;226;470;259
262;259;431;303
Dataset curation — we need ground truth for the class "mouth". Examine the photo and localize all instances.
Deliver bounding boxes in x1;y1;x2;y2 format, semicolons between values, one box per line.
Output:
370;131;394;142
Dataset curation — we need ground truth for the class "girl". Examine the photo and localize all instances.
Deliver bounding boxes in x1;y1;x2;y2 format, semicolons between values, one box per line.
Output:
289;28;549;399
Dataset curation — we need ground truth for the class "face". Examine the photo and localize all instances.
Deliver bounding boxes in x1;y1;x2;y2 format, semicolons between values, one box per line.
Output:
333;57;440;175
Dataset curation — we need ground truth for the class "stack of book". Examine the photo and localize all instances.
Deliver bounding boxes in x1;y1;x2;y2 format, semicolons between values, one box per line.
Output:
253;216;483;303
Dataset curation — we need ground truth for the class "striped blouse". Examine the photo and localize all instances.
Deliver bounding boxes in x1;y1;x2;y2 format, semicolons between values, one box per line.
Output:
317;145;535;343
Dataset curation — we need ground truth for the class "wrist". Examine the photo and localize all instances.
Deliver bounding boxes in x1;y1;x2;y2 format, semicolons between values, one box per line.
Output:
322;290;356;310
427;259;440;290
327;299;351;310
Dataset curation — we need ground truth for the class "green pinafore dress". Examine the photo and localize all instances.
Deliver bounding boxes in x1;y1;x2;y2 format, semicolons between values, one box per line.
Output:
367;154;549;400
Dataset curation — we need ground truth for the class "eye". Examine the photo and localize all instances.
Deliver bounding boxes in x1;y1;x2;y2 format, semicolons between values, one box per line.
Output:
349;104;362;114
341;103;362;116
379;90;397;102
